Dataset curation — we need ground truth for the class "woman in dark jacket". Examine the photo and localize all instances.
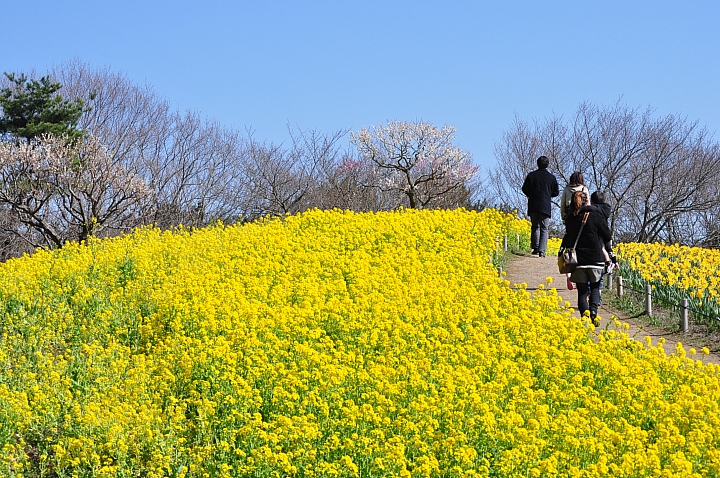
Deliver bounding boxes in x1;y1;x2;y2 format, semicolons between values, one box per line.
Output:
561;190;613;325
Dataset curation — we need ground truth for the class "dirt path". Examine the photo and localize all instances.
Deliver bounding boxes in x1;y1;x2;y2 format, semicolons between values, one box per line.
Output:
504;251;720;365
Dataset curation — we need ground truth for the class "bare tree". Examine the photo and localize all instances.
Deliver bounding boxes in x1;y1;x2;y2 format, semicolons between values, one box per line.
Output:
491;114;563;214
349;120;479;209
570;101;650;238
698;194;720;248
491;99;720;244
621;118;719;243
487;113;570;229
146;111;248;227
52;60;171;173
287;127;346;211
239;133;323;219
52;60;250;229
288;127;403;212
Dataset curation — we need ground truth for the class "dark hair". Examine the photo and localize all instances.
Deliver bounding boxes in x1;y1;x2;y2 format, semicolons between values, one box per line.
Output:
570;190;588;216
591;191;606;204
537;156;550;169
569;171;585;187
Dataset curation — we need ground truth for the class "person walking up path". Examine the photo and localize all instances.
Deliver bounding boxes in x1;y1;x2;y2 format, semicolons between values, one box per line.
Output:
522;156;559;258
560;171;589;223
504;252;720;365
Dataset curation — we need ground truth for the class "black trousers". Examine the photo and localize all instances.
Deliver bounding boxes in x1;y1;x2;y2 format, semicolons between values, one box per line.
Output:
576;281;601;316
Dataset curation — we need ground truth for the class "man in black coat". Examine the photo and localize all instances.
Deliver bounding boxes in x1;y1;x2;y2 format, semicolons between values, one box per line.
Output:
521;156;559;257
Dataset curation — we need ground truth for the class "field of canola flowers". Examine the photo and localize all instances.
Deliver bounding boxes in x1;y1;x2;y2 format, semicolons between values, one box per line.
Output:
617;242;720;326
1;208;720;477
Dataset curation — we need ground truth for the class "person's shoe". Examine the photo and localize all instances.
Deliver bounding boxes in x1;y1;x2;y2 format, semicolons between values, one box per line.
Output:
590;313;600;327
566;278;574;290
531;249;539;255
538;252;546;258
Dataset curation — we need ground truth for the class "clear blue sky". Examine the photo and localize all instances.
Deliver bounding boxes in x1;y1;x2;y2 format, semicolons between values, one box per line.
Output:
4;1;719;171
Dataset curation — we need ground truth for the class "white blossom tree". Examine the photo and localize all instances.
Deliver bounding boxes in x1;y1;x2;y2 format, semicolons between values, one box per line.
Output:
349;120;479;209
0;134;152;249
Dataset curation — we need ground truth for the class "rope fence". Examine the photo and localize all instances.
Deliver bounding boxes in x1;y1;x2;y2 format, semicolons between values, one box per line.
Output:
614;275;720;333
491;233;523;266
497;238;719;335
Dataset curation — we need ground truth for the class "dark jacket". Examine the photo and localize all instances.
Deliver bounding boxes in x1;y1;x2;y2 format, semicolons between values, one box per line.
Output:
581;203;613;252
581;203;611;221
562;210;613;265
522;168;559;217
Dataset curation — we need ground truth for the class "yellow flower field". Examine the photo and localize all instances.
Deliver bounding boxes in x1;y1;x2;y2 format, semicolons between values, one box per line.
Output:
546;237;562;257
0;209;719;477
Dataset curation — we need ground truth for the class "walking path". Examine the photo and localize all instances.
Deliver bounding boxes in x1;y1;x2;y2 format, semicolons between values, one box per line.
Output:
504;251;720;365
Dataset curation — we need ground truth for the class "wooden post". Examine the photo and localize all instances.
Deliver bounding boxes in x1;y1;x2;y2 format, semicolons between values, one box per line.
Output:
681;298;689;333
616;276;623;298
503;235;508;251
498;267;503;278
645;284;652;316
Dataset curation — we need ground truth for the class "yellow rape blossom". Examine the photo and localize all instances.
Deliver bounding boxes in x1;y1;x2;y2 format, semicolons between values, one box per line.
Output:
0;209;717;476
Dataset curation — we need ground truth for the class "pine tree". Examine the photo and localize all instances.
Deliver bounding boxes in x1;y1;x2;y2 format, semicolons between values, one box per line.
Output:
0;72;85;142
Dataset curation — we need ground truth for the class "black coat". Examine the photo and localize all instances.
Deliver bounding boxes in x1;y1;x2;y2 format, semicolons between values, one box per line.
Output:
562;210;613;265
522;168;559;217
580;203;613;251
581;203;611;222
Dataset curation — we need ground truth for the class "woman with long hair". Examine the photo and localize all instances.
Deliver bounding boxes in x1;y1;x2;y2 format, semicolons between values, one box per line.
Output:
561;190;613;326
560;171;589;222
560;172;590;290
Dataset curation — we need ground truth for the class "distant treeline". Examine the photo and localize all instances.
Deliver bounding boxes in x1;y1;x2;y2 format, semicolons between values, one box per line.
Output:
2;60;719;260
0;60;480;259
491;102;720;247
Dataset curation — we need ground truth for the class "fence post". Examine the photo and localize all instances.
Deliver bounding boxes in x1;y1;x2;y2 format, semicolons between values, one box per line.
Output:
616;276;623;298
516;233;520;246
498;267;503;278
503;235;508;251
645;284;652;316
681;298;689;333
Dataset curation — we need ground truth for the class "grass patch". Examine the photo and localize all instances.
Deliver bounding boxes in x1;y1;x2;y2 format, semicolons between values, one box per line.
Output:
604;275;720;353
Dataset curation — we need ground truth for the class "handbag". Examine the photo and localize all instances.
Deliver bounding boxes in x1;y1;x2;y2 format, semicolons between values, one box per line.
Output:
558;212;589;274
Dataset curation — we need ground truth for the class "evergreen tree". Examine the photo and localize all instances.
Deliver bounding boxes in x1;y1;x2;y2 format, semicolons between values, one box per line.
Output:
0;72;85;142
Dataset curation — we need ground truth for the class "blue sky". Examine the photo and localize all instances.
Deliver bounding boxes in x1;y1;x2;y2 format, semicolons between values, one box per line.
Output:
4;1;719;171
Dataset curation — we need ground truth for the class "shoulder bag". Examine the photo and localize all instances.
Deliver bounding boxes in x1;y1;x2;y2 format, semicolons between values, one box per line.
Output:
558;212;590;274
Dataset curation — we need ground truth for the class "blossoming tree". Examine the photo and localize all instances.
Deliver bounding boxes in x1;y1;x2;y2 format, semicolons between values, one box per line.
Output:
0;134;152;250
349;120;479;209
